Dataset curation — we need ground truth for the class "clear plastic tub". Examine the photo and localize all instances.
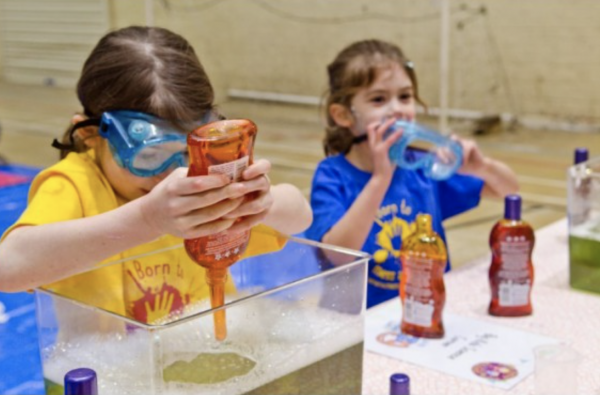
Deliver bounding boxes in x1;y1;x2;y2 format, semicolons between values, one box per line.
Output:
35;227;369;395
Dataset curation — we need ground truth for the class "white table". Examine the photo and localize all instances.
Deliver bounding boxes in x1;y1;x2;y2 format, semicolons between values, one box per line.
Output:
362;219;600;395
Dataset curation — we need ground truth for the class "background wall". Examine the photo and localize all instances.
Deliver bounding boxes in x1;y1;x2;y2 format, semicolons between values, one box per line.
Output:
0;0;109;86
2;0;600;130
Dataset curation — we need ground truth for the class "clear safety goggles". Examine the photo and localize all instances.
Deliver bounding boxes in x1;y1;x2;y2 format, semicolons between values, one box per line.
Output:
387;120;463;180
352;119;463;180
59;110;221;177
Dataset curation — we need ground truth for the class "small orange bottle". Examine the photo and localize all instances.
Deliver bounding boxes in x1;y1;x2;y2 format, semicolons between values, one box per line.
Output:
488;194;535;317
399;213;446;338
184;119;257;340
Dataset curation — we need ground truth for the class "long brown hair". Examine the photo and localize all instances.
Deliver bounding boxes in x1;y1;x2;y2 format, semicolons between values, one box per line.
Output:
58;26;214;158
323;39;425;156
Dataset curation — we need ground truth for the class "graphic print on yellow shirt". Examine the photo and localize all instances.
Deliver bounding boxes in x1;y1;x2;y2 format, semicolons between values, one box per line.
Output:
121;243;210;324
122;224;285;324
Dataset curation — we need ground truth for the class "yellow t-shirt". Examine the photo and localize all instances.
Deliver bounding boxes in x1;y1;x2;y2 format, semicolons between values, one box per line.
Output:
2;151;286;324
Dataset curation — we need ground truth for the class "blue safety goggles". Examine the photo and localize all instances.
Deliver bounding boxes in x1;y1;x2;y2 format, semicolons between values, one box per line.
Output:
55;110;220;177
352;120;463;180
388;120;463;180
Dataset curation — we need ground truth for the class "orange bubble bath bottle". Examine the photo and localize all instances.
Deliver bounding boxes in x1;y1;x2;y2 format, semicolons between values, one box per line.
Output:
399;213;447;338
488;194;535;317
184;119;257;341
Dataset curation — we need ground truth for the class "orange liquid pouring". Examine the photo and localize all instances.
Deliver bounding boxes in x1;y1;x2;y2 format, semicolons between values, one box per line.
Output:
399;214;446;338
184;119;257;341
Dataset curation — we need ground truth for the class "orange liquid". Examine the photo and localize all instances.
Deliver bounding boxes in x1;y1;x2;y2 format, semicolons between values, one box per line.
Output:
399;214;446;338
488;219;535;317
184;119;257;340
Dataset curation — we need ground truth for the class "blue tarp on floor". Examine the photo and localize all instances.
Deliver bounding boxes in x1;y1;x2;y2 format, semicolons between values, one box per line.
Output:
0;164;45;394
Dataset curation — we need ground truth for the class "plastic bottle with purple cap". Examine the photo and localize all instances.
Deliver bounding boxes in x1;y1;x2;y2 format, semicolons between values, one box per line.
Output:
569;147;590;227
488;194;535;317
574;147;589;166
389;373;410;395
64;368;98;395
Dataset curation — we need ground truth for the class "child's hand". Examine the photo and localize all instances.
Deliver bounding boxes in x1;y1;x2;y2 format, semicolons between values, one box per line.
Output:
367;118;402;179
139;167;248;239
453;135;487;174
223;158;274;233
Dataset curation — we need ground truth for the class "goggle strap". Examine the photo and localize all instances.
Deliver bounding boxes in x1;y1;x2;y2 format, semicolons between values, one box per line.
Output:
51;118;101;151
352;134;368;145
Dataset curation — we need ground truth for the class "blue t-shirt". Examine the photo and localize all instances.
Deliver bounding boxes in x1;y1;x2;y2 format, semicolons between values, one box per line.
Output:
306;152;484;308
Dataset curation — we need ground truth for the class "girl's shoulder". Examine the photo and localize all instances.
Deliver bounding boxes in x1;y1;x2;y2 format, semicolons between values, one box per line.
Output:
31;152;117;211
315;154;371;183
32;152;104;190
42;151;100;176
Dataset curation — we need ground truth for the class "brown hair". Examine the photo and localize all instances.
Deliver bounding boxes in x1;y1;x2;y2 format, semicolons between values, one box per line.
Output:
323;39;425;156
58;26;214;158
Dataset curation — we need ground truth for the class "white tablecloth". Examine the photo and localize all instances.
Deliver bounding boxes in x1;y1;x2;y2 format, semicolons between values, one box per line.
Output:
362;218;600;395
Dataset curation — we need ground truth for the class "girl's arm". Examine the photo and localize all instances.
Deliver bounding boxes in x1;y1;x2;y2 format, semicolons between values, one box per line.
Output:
322;174;390;251
263;183;312;235
471;157;519;198
323;119;401;251
222;159;313;235
0;169;260;292
456;137;519;198
0;200;166;292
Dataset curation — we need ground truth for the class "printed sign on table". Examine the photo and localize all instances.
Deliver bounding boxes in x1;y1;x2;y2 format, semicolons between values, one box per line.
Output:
366;301;559;390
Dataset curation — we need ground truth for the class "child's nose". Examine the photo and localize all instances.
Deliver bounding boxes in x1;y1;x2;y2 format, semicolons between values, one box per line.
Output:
388;98;408;119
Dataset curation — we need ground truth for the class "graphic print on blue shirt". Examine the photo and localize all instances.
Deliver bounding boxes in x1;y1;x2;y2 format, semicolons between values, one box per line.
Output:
306;150;484;308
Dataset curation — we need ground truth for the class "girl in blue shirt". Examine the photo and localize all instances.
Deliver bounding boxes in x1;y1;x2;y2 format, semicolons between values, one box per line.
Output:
306;39;518;308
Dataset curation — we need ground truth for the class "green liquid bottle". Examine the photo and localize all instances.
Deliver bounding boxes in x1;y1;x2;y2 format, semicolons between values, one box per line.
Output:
569;148;600;294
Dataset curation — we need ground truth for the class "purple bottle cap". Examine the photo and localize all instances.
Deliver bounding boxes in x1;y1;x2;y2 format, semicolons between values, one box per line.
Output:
64;368;98;395
504;194;521;221
574;148;589;165
390;373;410;395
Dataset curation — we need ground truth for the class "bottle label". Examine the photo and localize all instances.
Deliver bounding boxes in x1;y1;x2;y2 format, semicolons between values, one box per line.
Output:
403;257;434;327
497;237;532;307
205;231;248;260
499;281;531;307
205;156;251;257
208;156;249;182
498;238;531;280
404;297;434;327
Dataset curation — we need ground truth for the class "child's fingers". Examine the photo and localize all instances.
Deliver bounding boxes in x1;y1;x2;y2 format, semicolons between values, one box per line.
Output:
182;197;245;231
170;173;231;196
370;118;397;145
171;176;270;215
186;218;238;239
433;146;456;163
226;211;269;234
237;175;270;194
242;159;271;180
222;190;273;220
159;180;244;216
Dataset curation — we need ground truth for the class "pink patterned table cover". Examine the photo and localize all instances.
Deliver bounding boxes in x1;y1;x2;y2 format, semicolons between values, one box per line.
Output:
363;218;600;395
